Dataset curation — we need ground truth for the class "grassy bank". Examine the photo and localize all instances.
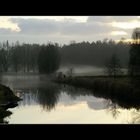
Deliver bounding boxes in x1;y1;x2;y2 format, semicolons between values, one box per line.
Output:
0;84;21;123
54;76;140;109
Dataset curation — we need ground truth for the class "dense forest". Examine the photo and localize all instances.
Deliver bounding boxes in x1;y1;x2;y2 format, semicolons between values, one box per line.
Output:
60;40;130;67
0;39;131;73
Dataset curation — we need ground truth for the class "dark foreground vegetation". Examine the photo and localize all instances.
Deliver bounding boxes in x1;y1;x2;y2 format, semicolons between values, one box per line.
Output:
0;84;20;123
55;76;140;109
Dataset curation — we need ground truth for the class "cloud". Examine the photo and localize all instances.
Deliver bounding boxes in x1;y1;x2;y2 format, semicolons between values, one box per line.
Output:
0;16;139;44
0;17;20;32
88;16;140;40
11;18;60;35
110;20;140;29
87;16;113;22
12;16;88;23
87;16;139;23
88;16;140;30
11;17;114;36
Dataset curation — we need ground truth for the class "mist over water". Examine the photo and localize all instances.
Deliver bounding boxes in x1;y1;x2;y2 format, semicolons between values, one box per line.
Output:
0;73;139;124
57;64;128;76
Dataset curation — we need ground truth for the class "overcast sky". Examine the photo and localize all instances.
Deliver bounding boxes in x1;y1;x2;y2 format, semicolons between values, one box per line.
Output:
0;16;140;44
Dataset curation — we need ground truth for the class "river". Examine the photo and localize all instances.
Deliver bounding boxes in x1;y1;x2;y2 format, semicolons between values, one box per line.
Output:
0;73;140;124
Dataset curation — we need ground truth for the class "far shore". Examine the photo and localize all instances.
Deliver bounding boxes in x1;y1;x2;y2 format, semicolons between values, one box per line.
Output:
54;75;140;109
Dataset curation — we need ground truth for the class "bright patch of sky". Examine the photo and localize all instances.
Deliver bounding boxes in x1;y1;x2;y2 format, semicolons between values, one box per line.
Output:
111;31;128;36
0;17;20;32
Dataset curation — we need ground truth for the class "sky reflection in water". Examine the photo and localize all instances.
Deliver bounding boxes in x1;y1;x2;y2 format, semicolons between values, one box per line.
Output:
1;74;140;124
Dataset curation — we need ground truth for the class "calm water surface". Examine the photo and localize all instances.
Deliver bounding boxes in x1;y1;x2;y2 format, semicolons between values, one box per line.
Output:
0;74;140;124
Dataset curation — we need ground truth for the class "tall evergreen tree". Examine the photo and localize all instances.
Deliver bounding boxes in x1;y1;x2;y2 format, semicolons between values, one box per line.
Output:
38;43;61;74
129;28;140;76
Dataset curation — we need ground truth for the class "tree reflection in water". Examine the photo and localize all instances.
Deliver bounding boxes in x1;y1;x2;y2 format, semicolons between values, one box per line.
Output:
127;109;140;124
104;99;120;120
104;99;140;123
37;87;60;111
61;84;92;100
17;84;92;111
14;82;140;123
16;83;61;111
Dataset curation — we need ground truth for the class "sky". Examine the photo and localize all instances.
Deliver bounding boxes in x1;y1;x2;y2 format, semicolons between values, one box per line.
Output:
0;16;140;45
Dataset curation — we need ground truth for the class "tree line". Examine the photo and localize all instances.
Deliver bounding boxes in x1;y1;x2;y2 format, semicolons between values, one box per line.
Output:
0;33;139;76
104;28;140;78
60;39;130;67
0;41;60;73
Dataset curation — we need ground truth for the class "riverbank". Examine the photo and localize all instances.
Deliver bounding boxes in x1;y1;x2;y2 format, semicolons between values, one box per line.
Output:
54;76;140;109
0;84;21;123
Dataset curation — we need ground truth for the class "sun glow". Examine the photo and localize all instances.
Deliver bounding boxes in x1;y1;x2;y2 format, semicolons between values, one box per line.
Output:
116;38;140;44
111;20;140;29
111;31;127;36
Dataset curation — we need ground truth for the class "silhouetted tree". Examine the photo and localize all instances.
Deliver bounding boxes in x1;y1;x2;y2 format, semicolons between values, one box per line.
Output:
105;53;122;78
11;45;21;73
0;47;10;72
0;39;130;73
129;28;140;76
38;43;61;74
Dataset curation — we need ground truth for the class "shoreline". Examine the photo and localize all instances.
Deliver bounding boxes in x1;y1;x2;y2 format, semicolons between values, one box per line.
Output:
0;84;21;123
54;76;140;109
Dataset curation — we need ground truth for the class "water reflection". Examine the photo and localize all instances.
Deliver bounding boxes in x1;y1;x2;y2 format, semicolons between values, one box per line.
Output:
15;84;111;112
37;87;60;111
0;109;12;124
1;74;140;123
105;100;120;120
9;82;140;123
15;86;61;111
129;109;140;124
